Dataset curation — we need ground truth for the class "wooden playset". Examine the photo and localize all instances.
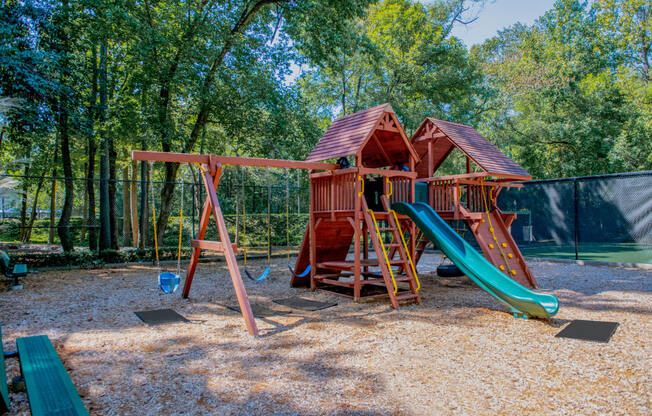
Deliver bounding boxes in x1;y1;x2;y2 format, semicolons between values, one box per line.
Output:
132;103;539;335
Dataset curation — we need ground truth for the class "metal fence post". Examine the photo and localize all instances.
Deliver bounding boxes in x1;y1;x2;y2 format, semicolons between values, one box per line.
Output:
573;178;579;261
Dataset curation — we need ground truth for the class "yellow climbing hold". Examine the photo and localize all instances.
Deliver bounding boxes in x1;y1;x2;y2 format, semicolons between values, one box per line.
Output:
501;243;507;248
489;243;494;249
499;265;505;271
480;218;485;223
507;253;513;259
510;270;517;276
489;227;494;233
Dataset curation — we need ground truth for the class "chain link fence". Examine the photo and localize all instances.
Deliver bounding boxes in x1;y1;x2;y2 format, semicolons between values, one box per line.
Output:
3;168;651;265
0;166;311;254
499;171;652;264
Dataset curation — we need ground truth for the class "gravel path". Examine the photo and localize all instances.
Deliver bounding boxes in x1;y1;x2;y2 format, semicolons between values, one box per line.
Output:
1;254;650;415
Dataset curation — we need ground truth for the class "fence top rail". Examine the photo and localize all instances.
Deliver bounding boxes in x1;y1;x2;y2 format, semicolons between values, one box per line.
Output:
520;170;652;185
131;151;339;171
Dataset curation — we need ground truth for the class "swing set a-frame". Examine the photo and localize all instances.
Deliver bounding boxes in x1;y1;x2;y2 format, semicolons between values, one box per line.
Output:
132;151;339;336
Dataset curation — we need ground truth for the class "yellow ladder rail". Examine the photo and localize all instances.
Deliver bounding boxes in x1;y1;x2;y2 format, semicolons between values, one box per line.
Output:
367;209;398;295
390;210;420;292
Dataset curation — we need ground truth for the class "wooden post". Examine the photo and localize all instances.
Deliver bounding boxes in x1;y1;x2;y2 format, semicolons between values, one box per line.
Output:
199;163;258;336
409;157;416;260
427;140;434;206
309;172;317;290
353;170;361;300
182;173;219;298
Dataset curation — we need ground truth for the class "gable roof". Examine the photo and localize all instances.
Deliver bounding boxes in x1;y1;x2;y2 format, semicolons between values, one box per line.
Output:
412;118;531;180
306;103;418;167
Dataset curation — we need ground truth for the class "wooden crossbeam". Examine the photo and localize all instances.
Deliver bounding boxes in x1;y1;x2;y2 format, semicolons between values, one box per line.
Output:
132;151;338;171
190;239;238;253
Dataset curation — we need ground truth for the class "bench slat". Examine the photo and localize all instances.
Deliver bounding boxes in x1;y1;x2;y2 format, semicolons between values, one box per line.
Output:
13;264;27;275
0;326;9;413
16;335;88;416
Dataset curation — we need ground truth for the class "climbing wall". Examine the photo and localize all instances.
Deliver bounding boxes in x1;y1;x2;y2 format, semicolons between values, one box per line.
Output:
470;209;537;288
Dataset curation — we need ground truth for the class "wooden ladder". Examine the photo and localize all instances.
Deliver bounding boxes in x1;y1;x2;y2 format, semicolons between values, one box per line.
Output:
362;198;421;308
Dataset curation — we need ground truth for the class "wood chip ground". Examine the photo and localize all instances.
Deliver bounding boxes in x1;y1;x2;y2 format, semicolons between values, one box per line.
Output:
1;254;650;415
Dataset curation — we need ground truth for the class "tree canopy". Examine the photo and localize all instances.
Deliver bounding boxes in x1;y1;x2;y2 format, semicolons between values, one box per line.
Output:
0;0;649;251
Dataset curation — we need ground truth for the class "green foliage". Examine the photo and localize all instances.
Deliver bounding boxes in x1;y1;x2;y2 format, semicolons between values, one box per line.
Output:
472;0;651;178
0;0;650;257
298;0;483;132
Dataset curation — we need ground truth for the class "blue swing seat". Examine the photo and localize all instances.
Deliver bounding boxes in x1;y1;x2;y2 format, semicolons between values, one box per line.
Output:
287;264;311;279
158;272;181;294
245;267;270;282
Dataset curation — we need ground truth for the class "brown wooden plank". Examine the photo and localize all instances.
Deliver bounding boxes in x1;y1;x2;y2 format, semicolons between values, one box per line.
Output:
190;239;237;253
133;151;338;171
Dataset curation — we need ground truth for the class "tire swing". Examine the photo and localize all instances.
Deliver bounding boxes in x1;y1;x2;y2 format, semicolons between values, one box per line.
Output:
242;166;271;282
284;169;311;279
150;163;185;294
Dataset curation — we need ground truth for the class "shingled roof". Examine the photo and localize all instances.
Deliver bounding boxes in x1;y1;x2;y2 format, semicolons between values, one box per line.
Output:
412;118;531;180
306;103;418;168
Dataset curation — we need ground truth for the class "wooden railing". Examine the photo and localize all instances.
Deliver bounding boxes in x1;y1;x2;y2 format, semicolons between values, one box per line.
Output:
421;173;522;214
389;177;413;205
431;179;456;212
312;172;357;212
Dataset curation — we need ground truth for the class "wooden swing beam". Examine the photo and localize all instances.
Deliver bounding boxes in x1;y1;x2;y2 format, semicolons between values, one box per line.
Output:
132;151;339;171
131;151;338;337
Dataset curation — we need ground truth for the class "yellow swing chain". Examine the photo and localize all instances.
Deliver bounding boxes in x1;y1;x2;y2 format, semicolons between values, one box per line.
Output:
176;174;184;277
285;169;290;262
240;166;248;269
150;162;160;271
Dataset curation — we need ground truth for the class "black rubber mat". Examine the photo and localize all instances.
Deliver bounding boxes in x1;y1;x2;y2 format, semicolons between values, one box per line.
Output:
227;304;292;318
273;297;337;311
134;309;189;326
555;320;619;343
317;283;408;297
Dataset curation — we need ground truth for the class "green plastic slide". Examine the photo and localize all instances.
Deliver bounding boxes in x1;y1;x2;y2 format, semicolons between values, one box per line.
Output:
392;202;559;318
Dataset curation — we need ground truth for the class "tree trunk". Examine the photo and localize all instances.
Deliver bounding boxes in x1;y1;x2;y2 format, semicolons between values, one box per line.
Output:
19;164;29;241
81;162;88;241
86;44;99;252
130;161;139;245
108;138;119;249
48;141;58;244
22;169;47;243
122;166;131;246
138;158;149;249
98;40;111;251
57;107;74;252
99;139;111;251
153;1;277;242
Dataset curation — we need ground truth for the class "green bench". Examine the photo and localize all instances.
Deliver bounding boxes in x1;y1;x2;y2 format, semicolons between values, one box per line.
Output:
1;326;88;415
0;250;27;290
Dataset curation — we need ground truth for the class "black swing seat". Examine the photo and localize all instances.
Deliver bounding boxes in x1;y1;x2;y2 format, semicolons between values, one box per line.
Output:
1;326;88;415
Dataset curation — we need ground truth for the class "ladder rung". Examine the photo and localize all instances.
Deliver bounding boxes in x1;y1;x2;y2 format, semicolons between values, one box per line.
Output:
377;227;395;231
364;277;412;284
313;274;340;281
395;293;419;301
384;243;401;248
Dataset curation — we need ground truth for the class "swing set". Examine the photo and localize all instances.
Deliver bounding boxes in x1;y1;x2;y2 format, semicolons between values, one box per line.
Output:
133;151;339;336
238;167;311;282
150;163;185;294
